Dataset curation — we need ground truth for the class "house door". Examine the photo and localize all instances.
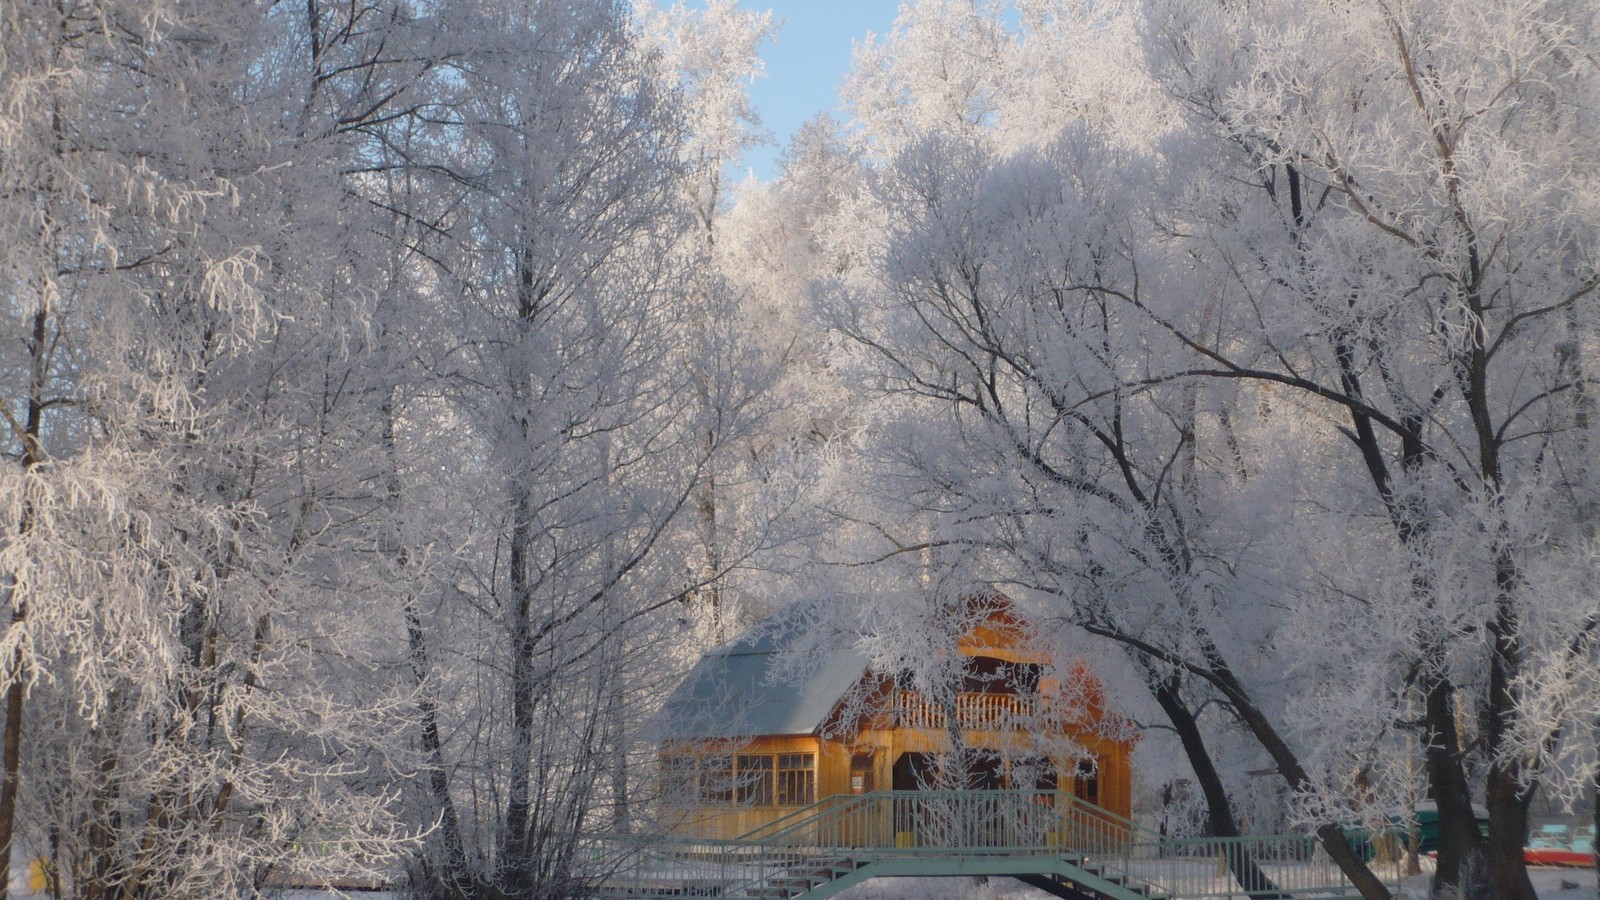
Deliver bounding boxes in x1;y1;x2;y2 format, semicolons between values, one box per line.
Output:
1010;757;1058;846
850;752;876;794
966;751;1004;790
892;751;934;790
891;752;935;846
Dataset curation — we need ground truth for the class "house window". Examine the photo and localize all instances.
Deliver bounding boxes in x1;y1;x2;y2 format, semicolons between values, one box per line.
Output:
1073;757;1100;806
662;751;814;807
736;754;774;806
700;755;734;805
776;753;816;806
660;754;698;805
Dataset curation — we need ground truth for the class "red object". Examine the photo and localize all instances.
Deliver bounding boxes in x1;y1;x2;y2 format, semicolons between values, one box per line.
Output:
1523;847;1597;868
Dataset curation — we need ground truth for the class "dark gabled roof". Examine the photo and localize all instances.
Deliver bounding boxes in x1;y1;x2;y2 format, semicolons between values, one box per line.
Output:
653;602;868;741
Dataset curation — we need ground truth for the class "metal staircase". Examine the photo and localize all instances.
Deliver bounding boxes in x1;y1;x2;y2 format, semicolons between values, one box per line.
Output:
595;790;1400;900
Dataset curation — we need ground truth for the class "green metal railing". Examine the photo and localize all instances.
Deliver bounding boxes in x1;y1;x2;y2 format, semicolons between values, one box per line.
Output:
594;791;1406;900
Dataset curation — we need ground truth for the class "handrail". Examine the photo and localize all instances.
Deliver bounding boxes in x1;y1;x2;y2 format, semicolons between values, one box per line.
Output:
601;791;1406;900
727;789;1156;848
731;789;1154;858
729;793;862;842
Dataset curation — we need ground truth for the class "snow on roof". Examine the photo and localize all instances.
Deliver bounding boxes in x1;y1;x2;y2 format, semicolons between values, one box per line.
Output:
653;602;869;741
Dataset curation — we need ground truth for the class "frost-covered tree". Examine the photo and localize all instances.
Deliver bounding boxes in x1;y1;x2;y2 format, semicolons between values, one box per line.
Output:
843;0;1013;155
635;0;780;636
843;0;1165;156
812;3;1600;900
818;122;1390;896
0;1;802;898
1141;1;1600;895
0;1;437;897
826;0;1325;883
364;2;779;896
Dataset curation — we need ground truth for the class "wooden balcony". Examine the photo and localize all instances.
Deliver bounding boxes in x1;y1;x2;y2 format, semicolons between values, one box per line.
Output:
893;690;1040;731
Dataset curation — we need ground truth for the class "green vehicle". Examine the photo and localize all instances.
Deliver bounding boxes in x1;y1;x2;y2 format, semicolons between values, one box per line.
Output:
1407;801;1490;852
1343;801;1490;859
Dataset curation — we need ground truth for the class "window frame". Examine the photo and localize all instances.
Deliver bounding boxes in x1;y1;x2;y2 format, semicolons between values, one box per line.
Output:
776;752;816;806
735;753;774;806
661;750;816;808
699;754;734;805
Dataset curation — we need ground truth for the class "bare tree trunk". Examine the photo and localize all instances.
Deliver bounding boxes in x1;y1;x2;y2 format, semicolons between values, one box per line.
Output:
1483;763;1535;900
1149;672;1285;898
694;468;721;638
691;163;724;641
500;248;543;899
405;598;475;899
1422;679;1483;897
380;384;474;898
0;670;23;900
1483;583;1537;900
1086;621;1394;900
1465;272;1537;900
500;480;538;898
604;663;630;834
1227;691;1392;900
0;305;52;900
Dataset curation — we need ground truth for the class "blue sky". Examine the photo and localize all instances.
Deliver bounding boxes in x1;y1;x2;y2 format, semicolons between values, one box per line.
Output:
734;0;901;181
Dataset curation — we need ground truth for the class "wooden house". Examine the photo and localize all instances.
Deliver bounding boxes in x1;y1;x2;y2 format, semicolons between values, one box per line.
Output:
655;597;1134;840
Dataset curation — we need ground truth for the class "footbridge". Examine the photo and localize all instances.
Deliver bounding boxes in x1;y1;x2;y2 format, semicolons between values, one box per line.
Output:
594;790;1402;900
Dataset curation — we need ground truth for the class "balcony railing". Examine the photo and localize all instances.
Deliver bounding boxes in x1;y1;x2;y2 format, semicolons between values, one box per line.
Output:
893;690;1040;731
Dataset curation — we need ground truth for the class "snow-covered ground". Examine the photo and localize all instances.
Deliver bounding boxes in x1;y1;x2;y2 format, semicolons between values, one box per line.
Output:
828;868;1599;900
267;894;397;900
1523;868;1598;900
67;866;1592;899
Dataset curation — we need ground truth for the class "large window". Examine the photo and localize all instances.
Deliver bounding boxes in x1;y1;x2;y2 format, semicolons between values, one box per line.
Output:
660;752;813;807
735;754;773;806
776;753;816;806
660;754;698;805
700;754;734;804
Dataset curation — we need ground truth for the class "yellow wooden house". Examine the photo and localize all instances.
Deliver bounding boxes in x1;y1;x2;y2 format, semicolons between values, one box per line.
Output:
655;597;1134;839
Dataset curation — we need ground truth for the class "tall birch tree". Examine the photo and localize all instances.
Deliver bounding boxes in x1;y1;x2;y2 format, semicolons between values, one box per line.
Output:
0;1;438;896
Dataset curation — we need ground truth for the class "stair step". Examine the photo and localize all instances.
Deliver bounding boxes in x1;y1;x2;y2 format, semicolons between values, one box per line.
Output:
737;855;871;900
